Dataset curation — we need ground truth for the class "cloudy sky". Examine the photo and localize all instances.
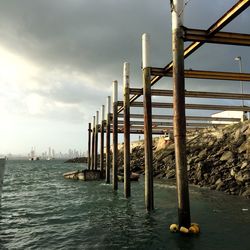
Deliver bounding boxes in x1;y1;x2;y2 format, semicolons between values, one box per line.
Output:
0;0;249;156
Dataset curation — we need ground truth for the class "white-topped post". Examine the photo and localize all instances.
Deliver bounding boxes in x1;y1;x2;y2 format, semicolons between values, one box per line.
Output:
106;96;111;183
123;62;131;198
91;115;96;170
100;105;105;177
142;33;154;211
112;80;118;191
172;0;191;228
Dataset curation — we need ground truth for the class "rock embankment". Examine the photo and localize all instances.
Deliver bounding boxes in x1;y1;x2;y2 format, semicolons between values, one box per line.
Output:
64;157;88;163
117;121;250;198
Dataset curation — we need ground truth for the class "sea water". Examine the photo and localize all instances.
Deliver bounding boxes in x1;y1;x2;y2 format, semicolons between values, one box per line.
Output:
0;160;249;250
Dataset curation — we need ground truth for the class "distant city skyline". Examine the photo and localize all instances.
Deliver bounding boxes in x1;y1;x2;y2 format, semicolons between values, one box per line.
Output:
3;147;85;159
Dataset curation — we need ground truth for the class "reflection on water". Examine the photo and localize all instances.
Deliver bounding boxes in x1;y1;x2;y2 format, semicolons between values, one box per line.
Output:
0;160;249;250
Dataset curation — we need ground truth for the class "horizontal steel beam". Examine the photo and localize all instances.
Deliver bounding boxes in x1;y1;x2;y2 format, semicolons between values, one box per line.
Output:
150;68;250;81
117;120;228;126
117;101;250;111
183;28;250;46
129;88;250;100
101;125;221;134
102;128;165;135
117;113;241;122
118;124;221;130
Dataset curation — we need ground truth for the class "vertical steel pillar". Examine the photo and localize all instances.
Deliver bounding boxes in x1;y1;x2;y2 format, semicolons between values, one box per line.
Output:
172;0;191;228
88;122;91;170
100;105;105;178
142;33;154;211
123;62;131;198
112;81;118;191
94;111;99;170
106;96;111;183
91;116;96;170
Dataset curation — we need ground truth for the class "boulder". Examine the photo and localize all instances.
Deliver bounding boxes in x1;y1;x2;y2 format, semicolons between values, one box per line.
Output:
220;151;233;162
234;170;250;183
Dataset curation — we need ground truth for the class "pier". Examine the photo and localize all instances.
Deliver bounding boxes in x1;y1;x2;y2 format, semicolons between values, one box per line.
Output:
85;0;250;231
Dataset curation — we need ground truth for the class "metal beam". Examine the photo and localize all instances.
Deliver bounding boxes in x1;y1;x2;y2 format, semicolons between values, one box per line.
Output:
130;88;250;100
117;113;241;122
102;126;217;134
183;28;250;46
150;68;250;81
124;101;250;111
117;120;227;127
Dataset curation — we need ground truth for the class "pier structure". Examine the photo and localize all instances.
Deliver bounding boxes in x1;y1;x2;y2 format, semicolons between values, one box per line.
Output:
86;0;250;229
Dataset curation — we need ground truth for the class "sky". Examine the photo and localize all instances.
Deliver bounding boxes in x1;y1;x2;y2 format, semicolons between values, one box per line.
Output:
0;0;249;156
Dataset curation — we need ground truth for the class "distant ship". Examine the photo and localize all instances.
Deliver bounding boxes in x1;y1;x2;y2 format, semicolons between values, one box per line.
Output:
0;158;6;198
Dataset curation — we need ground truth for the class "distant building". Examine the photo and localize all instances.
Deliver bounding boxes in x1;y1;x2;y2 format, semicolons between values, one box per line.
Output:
211;111;247;124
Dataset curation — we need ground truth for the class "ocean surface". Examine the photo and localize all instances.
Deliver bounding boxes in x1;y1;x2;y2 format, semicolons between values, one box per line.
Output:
0;160;249;250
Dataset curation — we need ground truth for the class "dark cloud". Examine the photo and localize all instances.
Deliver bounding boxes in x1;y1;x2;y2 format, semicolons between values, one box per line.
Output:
1;0;248;80
0;0;249;119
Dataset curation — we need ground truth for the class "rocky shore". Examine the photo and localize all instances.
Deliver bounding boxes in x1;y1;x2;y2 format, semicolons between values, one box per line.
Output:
117;120;250;198
64;157;88;163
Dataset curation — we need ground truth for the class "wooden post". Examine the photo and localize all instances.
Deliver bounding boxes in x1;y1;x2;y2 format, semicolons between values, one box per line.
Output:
91;116;96;170
172;0;191;228
106;96;111;183
100;105;105;178
123;62;131;198
94;111;99;170
112;80;118;191
142;33;154;211
88;122;91;170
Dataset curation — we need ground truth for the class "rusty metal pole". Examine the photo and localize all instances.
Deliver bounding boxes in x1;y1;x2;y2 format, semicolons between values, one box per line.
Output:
142;33;154;211
91;116;96;170
106;96;111;183
112;81;118;191
172;0;191;228
123;62;131;198
100;105;105;178
88;122;91;170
